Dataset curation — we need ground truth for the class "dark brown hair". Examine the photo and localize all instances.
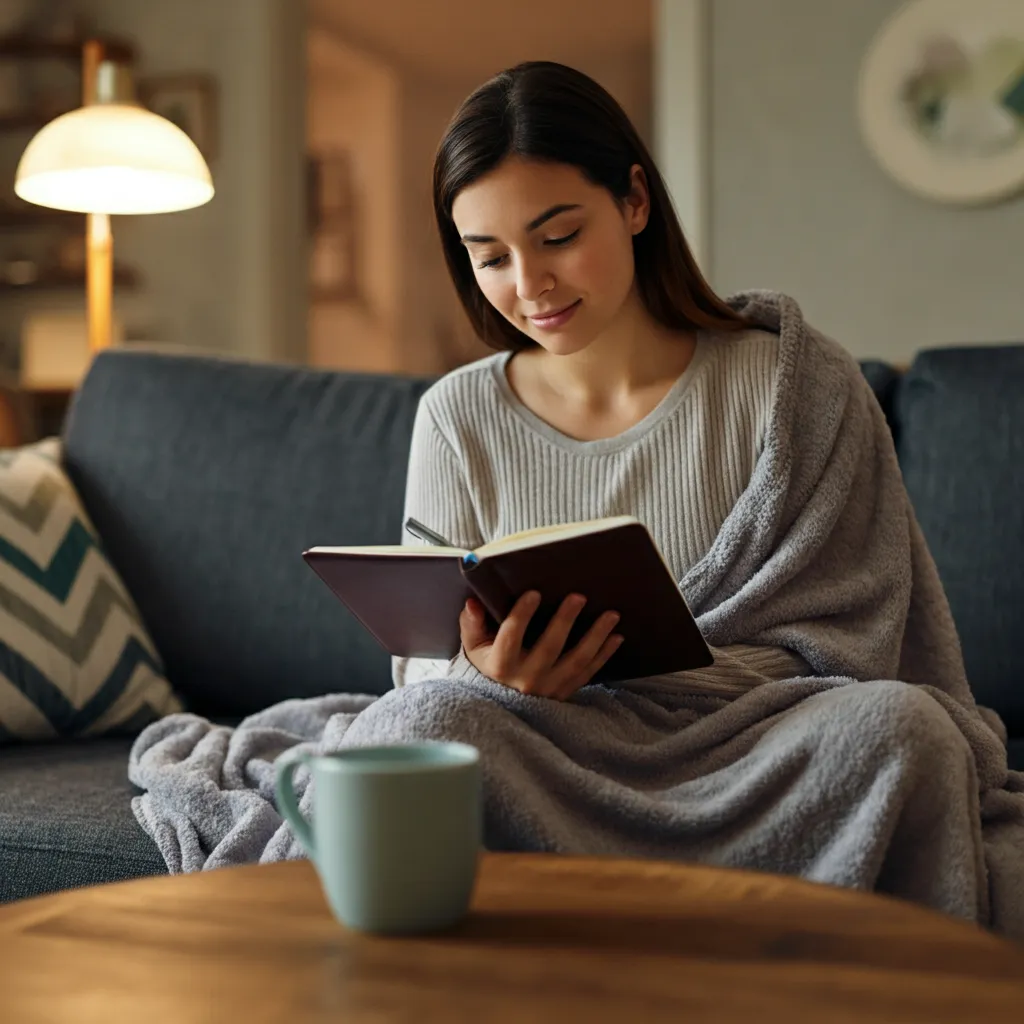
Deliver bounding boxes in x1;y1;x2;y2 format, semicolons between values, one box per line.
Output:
433;61;747;351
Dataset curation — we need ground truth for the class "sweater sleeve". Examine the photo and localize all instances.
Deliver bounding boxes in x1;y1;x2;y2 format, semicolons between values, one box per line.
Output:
391;396;485;688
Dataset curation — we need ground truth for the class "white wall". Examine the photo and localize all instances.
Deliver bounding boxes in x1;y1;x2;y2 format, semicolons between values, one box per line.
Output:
656;0;1024;362
87;0;307;362
654;0;709;269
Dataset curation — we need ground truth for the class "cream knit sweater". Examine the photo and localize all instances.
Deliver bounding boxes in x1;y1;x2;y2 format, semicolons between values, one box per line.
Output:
394;327;808;690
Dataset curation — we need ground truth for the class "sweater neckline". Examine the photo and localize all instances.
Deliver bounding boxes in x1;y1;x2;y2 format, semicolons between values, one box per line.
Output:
489;333;712;455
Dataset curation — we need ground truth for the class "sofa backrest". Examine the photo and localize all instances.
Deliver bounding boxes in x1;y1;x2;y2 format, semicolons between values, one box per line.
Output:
63;349;432;719
63;345;1022;739
892;346;1024;740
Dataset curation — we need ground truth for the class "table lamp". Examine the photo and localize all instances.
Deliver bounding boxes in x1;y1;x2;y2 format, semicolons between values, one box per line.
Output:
13;40;214;353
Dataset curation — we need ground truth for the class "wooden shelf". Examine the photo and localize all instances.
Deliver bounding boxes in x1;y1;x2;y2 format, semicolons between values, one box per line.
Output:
0;35;137;134
0;35;134;63
0;109;73;132
0;267;139;292
0;207;78;229
20;384;76;396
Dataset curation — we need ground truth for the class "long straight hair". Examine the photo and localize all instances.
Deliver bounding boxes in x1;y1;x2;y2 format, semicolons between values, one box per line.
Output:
433;61;747;351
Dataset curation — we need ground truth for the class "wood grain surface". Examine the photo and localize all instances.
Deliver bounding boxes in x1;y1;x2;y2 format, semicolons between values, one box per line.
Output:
1;853;1022;1023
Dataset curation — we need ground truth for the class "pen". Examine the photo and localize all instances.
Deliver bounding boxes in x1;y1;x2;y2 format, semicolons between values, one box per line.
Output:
404;516;454;547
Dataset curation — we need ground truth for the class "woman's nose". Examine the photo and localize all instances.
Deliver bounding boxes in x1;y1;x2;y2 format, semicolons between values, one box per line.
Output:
515;257;554;302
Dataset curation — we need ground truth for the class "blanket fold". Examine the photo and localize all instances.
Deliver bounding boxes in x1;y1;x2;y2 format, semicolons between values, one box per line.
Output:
129;292;1024;938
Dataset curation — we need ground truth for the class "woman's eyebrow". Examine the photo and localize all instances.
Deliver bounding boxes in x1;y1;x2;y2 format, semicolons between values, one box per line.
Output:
460;203;582;244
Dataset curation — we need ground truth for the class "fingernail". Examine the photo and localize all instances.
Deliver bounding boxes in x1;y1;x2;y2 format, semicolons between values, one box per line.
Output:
612;634;624;646
527;590;541;604
606;612;621;625
569;593;587;607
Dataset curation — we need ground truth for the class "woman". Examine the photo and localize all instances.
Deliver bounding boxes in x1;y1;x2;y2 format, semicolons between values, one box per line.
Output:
374;61;1022;933
393;58;792;697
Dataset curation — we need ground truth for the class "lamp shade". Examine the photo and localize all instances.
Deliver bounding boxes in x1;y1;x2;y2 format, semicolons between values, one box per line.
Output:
14;103;214;215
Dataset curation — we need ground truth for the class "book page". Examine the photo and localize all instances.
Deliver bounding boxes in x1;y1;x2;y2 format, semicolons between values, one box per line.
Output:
474;515;639;560
306;545;468;557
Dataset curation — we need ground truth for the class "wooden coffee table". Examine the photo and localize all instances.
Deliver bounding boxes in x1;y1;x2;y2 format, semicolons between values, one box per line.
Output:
1;854;1022;1022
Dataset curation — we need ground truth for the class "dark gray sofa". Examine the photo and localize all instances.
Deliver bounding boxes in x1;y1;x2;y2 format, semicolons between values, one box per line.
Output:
1;344;1021;903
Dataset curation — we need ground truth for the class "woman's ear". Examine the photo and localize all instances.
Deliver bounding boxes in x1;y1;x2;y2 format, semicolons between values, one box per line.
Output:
623;164;651;236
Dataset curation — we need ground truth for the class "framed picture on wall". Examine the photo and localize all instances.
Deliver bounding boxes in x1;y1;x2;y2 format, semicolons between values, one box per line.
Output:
138;73;219;161
307;150;358;301
858;0;1024;205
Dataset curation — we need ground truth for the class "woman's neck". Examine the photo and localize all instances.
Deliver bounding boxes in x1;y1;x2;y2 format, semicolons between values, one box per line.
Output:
523;291;697;412
503;291;701;443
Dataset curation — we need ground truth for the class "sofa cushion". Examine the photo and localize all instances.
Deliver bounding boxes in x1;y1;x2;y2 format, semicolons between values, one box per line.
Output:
0;438;181;744
0;738;167;902
63;351;433;719
858;359;901;441
894;346;1024;738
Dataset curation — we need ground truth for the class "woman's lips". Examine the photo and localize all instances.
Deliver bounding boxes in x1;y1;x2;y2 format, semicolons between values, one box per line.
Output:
527;299;581;330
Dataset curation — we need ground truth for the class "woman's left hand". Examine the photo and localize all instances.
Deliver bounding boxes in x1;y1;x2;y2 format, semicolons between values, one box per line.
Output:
458;590;623;701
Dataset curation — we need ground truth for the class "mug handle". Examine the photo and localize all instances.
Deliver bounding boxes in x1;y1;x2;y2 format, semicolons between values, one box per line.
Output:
274;751;316;861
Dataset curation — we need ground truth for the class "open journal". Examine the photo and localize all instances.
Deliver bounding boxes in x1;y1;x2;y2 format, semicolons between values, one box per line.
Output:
303;515;713;685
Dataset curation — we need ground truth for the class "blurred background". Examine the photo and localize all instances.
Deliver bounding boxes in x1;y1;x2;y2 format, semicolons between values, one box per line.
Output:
0;0;1021;430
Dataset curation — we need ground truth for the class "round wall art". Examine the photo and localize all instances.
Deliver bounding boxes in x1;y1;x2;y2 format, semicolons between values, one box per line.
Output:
857;0;1024;204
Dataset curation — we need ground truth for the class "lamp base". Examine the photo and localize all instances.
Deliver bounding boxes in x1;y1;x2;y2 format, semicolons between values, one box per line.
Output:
86;211;112;352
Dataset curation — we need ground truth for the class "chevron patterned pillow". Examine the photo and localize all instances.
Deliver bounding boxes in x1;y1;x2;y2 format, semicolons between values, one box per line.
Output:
0;438;182;743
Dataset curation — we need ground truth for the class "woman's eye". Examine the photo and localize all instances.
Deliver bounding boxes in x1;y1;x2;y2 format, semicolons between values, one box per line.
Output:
477;254;508;270
546;228;580;247
474;229;578;270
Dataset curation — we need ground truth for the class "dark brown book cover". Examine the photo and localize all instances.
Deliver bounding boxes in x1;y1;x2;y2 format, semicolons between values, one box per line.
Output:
303;519;712;684
303;551;472;658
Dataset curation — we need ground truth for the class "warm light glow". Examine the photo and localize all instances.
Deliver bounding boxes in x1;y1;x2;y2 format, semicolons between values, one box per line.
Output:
15;104;214;215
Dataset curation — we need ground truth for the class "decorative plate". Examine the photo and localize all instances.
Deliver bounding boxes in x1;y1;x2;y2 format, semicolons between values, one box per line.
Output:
857;0;1024;204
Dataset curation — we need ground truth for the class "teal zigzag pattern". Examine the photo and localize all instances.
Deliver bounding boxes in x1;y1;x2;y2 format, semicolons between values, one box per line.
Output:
0;443;180;742
0;638;165;737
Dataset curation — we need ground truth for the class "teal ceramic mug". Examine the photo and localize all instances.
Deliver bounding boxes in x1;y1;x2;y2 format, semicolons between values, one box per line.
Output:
275;742;482;934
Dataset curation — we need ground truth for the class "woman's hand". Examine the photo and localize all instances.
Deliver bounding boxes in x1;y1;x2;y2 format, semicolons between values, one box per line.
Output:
459;590;624;701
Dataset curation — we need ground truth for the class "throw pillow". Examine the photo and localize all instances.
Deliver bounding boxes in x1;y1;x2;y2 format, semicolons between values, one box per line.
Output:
0;438;182;743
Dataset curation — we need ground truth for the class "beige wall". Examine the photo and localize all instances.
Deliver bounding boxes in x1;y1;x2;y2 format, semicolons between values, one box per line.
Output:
307;29;400;372
394;71;485;375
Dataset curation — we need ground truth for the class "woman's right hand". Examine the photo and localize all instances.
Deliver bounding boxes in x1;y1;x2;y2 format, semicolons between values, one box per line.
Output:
459;590;623;701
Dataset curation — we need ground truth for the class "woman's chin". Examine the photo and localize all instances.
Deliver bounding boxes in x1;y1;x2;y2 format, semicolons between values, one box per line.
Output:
526;328;596;357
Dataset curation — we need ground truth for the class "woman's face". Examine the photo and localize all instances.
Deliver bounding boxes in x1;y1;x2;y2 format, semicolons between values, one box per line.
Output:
451;157;649;356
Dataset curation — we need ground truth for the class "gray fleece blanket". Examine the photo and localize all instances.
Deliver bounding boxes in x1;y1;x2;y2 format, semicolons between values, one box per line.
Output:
129;291;1024;938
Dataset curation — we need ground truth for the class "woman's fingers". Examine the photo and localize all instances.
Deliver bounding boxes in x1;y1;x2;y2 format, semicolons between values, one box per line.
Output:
525;593;588;673
556;631;625;701
488;590;541;677
462;590;624;700
549;609;620;684
459;597;493;651
574;610;621;667
551;610;621;694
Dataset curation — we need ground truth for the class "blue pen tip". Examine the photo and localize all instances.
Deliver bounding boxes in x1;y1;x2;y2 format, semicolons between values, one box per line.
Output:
462;553;479;566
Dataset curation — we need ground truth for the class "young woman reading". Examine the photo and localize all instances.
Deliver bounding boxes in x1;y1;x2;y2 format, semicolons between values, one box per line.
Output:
379;61;1023;934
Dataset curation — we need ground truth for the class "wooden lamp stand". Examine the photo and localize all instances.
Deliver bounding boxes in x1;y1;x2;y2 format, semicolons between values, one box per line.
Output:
82;39;113;353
